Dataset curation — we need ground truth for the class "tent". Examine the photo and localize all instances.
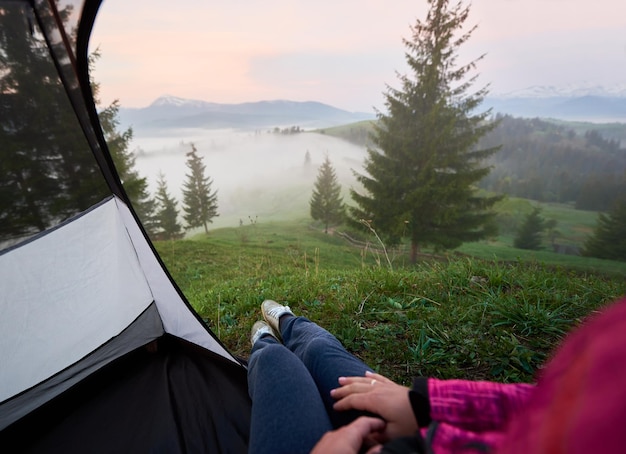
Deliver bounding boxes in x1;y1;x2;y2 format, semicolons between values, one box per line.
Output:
0;0;251;451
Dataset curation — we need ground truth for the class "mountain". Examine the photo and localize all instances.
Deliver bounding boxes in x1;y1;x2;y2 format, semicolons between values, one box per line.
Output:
118;96;376;132
492;84;626;99
118;87;626;132
485;84;626;122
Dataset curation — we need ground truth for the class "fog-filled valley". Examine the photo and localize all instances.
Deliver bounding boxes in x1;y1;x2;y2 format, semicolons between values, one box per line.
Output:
126;105;626;236
132;126;368;229
126;103;626;236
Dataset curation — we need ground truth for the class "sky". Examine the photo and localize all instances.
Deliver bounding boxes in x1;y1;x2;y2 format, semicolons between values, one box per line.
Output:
90;0;626;113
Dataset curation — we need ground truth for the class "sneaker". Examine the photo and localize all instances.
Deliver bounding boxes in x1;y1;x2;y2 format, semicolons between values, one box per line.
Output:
250;320;276;346
261;299;294;339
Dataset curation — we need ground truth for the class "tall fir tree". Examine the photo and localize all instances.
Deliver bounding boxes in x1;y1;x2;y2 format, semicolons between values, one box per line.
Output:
182;143;218;234
154;172;182;240
583;199;626;261
513;207;546;250
310;156;345;233
90;50;158;237
350;0;500;263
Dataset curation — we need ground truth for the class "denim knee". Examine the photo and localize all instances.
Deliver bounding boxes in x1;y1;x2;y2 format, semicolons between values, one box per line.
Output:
250;342;285;368
300;335;340;366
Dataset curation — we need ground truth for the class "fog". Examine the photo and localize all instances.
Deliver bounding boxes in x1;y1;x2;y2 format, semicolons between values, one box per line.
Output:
132;128;368;229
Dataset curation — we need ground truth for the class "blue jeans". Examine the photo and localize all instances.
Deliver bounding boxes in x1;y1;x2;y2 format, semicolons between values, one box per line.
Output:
247;316;373;454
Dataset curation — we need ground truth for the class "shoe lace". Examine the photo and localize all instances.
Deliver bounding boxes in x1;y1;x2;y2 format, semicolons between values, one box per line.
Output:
267;305;291;319
253;325;272;343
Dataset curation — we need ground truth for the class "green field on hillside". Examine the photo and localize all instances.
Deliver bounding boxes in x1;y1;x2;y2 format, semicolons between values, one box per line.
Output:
155;217;626;386
162;123;625;384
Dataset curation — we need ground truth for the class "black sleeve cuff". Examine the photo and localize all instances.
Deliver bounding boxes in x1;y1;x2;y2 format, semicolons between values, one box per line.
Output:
409;377;431;427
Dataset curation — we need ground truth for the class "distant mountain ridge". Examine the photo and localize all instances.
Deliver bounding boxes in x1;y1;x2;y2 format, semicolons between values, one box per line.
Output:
119;96;376;132
486;84;626;122
484;95;626;122
492;84;626;99
118;88;626;132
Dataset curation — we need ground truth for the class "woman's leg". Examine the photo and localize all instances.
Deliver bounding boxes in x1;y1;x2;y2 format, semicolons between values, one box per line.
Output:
280;316;374;428
247;335;332;454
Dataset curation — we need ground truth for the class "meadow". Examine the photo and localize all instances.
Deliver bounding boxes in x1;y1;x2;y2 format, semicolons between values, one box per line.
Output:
155;213;626;386
138;123;626;386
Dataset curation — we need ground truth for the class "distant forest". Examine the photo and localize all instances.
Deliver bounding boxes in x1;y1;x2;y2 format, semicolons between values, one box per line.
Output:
320;116;626;212
478;115;626;211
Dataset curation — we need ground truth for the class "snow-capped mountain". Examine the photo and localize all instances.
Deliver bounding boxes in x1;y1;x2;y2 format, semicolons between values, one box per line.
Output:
119;96;376;132
149;95;219;109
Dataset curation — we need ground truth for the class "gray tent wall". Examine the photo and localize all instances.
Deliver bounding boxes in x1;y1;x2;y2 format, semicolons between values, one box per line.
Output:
0;0;251;451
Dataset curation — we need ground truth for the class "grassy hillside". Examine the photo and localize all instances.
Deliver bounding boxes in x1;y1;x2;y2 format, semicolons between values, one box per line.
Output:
155;219;626;386
150;119;626;385
317;120;376;148
318;117;626;148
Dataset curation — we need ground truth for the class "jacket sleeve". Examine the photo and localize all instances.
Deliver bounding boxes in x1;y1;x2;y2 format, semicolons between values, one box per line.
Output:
403;378;534;454
427;378;535;433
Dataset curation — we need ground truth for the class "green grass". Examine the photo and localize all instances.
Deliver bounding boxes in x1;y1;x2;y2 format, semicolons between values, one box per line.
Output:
155;219;626;386
456;242;626;276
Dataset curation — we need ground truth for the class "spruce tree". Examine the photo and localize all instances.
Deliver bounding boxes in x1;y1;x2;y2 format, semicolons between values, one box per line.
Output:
154;172;182;240
90;50;158;236
350;0;500;263
513;207;546;250
99;100;158;235
583;199;626;261
182;143;218;234
310;156;345;233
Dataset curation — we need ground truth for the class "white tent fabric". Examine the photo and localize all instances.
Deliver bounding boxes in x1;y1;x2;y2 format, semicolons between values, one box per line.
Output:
0;197;236;405
0;198;154;402
115;197;236;361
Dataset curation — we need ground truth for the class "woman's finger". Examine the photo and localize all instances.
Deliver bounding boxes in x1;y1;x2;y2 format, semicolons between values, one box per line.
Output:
331;382;374;400
333;391;376;413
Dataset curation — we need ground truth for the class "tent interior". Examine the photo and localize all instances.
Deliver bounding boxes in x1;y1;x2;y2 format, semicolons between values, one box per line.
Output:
0;0;251;451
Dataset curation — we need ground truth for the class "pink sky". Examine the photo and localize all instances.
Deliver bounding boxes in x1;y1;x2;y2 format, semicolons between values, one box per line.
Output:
90;0;626;112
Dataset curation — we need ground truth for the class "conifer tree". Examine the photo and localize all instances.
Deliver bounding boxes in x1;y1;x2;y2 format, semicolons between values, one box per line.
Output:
513;207;546;250
310;156;345;233
182;143;218;234
99;100;158;236
91;50;158;237
154;172;182;240
350;0;500;263
583;199;626;261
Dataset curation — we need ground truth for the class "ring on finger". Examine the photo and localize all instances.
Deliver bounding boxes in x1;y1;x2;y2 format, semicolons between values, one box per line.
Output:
371;379;377;386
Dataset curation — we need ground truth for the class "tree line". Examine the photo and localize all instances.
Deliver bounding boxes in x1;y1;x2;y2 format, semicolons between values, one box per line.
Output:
477;115;626;212
323;116;626;214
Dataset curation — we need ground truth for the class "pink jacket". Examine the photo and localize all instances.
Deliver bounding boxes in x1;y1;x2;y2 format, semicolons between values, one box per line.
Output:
420;379;534;453
415;297;626;454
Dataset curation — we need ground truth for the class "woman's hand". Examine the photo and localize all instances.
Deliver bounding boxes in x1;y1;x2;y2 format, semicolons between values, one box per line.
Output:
331;371;419;439
311;416;385;454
